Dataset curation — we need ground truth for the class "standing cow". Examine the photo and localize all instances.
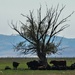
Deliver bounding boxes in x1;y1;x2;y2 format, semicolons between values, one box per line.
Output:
50;60;66;67
13;61;20;70
27;60;51;70
50;60;66;70
26;60;39;70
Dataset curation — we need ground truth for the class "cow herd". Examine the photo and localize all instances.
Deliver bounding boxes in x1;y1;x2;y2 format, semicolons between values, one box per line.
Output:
4;60;75;70
26;60;75;70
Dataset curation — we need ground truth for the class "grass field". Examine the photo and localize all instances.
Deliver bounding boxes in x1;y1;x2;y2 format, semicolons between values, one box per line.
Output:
0;58;75;75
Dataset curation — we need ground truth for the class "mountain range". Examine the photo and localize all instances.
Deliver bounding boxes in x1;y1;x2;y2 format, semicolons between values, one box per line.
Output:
0;34;75;57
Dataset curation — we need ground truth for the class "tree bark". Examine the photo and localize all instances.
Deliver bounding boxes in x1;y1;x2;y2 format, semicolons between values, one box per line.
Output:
37;52;48;68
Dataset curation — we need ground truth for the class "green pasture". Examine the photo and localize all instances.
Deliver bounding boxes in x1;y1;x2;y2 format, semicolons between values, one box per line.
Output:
0;58;75;75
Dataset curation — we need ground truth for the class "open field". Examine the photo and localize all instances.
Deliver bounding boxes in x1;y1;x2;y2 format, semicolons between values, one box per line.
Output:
0;58;75;75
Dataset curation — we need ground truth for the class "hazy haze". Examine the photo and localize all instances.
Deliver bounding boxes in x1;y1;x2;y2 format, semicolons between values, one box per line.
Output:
0;0;75;38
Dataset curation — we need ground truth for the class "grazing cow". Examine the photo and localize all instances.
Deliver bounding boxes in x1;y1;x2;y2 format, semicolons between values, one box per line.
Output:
50;60;66;67
13;61;20;70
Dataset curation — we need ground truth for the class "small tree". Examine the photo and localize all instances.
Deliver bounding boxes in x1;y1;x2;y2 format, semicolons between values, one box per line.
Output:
11;5;74;68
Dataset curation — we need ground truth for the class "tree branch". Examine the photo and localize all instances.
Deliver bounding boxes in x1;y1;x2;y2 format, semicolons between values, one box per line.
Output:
11;22;36;45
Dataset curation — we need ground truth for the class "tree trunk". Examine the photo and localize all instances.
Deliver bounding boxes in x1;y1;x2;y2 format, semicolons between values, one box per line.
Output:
37;52;48;68
37;41;48;69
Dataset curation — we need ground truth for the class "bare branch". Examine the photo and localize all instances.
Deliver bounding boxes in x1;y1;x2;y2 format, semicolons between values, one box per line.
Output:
11;22;36;45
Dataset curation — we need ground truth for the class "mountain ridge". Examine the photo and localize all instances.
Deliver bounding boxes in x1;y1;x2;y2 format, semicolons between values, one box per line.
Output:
0;34;75;57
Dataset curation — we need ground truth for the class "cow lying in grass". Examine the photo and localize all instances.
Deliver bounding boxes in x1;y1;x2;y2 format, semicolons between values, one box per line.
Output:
70;63;75;69
5;66;11;70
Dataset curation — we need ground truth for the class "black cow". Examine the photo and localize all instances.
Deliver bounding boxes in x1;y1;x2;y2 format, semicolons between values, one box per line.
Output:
38;64;51;70
27;60;51;70
70;63;75;69
5;66;11;70
50;60;66;67
13;61;20;70
27;60;39;70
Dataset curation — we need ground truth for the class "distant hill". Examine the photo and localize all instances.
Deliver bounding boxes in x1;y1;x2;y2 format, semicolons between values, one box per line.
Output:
0;34;24;57
0;34;75;57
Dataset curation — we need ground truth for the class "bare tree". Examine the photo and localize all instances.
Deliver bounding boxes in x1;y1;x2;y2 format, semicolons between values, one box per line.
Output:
11;5;74;68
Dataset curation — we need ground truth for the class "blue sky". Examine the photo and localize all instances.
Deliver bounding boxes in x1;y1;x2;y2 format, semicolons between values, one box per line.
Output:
0;0;75;38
